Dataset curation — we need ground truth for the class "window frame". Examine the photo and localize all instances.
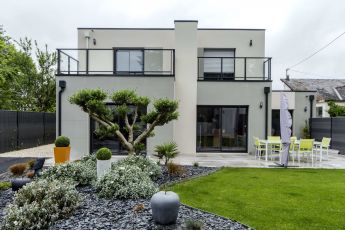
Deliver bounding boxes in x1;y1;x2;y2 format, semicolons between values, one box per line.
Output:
196;105;248;153
202;48;236;80
113;48;145;75
89;102;147;155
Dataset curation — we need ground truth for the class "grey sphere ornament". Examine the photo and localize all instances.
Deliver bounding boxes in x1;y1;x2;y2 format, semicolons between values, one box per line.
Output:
150;191;180;225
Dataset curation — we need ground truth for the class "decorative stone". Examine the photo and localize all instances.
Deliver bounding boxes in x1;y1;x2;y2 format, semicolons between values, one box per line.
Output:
11;178;32;191
97;159;111;178
150;191;180;225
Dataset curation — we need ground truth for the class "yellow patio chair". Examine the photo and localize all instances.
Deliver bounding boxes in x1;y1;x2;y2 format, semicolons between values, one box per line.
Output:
321;137;331;160
298;139;315;165
254;137;266;160
289;137;299;164
267;136;281;161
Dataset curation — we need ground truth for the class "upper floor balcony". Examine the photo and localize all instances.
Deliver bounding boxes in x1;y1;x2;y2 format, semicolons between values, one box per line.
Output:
198;56;271;81
56;48;175;76
56;48;271;81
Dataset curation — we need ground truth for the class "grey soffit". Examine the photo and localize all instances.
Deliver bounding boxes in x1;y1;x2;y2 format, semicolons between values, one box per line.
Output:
281;78;345;102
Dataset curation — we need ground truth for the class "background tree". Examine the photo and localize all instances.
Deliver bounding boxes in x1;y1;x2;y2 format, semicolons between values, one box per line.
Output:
70;89;179;155
328;101;345;117
0;29;56;112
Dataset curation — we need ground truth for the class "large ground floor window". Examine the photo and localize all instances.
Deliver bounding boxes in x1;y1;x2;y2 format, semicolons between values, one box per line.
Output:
90;104;146;155
197;106;248;152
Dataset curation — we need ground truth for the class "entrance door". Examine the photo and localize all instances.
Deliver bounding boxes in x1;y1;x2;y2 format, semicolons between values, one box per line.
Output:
197;106;248;152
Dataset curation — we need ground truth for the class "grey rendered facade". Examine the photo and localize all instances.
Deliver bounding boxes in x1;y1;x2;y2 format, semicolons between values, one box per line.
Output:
56;20;272;159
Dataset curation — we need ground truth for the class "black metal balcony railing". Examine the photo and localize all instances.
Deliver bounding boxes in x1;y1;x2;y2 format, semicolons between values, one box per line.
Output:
198;57;271;81
57;48;175;76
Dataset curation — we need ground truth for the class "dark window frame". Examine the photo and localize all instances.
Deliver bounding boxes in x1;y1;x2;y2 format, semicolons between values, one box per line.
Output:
202;48;236;81
89;102;147;155
196;105;248;153
113;48;145;75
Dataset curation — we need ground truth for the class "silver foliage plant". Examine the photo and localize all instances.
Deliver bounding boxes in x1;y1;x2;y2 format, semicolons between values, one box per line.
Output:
96;164;158;199
40;157;96;185
112;155;162;180
1;179;81;230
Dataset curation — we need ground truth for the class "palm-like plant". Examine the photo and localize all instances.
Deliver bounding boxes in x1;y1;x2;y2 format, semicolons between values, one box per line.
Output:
154;142;179;165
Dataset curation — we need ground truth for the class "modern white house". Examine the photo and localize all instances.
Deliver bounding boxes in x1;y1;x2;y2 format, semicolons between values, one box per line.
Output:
56;20;273;159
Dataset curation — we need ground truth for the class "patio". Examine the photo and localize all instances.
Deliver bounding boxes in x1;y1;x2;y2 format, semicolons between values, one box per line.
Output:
0;145;344;169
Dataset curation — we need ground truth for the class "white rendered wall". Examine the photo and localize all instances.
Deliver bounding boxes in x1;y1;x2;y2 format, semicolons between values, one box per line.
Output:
198;81;272;154
271;91;295;110
173;21;198;155
56;77;174;159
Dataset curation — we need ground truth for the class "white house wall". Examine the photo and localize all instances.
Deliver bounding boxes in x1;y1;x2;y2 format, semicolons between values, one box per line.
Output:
197;81;272;154
58;21;269;158
56;77;174;159
271;91;295;110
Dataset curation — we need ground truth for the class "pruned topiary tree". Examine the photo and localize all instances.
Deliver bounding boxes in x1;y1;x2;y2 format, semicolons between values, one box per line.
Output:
69;89;178;155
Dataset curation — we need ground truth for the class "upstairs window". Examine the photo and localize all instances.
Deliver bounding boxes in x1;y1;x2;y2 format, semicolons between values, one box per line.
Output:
115;49;143;74
203;49;235;80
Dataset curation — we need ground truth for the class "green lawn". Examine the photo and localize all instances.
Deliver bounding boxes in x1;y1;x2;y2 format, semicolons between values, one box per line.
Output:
169;168;345;230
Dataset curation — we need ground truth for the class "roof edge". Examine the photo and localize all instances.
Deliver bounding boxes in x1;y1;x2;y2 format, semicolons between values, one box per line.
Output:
77;27;265;31
272;90;317;93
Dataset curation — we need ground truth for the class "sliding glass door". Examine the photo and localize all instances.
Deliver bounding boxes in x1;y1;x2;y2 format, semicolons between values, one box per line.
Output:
197;106;248;152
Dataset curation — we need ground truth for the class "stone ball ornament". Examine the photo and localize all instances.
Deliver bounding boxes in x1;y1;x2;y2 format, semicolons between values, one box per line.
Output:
150;191;180;225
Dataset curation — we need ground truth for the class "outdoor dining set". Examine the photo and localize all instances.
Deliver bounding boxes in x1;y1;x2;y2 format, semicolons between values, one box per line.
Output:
254;136;332;165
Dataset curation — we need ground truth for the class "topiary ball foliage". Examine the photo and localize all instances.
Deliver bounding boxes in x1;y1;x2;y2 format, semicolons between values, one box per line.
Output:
55;136;70;147
96;147;112;160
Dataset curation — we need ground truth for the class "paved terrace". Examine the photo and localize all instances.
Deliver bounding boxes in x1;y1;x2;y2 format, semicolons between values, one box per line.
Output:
0;144;344;169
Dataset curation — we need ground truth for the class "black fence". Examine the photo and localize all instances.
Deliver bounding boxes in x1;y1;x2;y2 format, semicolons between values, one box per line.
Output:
0;110;56;153
310;117;345;155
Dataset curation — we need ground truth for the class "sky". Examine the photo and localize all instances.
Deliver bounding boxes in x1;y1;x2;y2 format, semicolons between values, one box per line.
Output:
1;0;345;89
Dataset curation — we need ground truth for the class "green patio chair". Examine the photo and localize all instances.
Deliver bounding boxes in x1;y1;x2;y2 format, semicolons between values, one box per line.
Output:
289;137;299;164
298;139;315;165
320;137;331;160
267;136;281;161
254;137;266;160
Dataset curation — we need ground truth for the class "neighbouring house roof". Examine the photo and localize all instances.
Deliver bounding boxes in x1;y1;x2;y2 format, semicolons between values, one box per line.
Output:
335;85;345;100
281;79;345;102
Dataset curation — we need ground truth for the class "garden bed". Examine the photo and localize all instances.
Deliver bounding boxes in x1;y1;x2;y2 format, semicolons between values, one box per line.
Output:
49;165;249;230
50;186;248;230
0;164;250;230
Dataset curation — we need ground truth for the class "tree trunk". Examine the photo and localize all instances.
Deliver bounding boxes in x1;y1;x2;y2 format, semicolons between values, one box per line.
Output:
128;146;135;155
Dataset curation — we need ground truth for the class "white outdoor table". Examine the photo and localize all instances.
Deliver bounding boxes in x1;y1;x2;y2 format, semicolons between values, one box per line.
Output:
259;139;282;161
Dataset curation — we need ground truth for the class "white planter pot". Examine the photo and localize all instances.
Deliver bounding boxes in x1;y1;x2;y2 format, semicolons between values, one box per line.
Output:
97;159;111;179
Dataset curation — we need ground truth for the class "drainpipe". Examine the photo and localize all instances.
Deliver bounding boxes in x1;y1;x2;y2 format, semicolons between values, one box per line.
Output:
309;95;315;138
264;87;271;138
309;95;314;119
58;80;66;136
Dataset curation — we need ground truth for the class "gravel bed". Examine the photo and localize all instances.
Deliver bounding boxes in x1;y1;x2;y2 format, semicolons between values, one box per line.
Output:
0;189;14;225
1;165;251;229
0;172;13;181
155;165;219;186
50;186;249;230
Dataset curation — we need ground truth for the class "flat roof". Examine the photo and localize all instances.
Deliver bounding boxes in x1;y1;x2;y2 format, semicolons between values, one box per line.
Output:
77;27;265;31
272;90;317;93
